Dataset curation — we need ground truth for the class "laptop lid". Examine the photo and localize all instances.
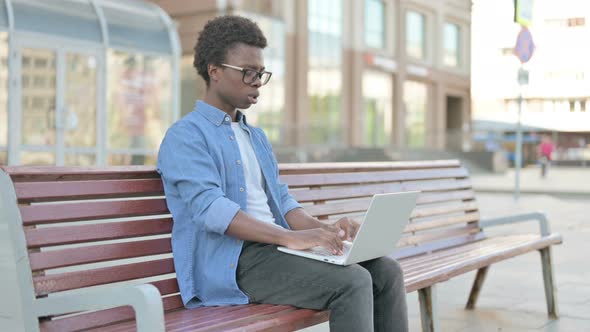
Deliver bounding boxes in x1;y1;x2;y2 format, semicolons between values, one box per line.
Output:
343;191;418;265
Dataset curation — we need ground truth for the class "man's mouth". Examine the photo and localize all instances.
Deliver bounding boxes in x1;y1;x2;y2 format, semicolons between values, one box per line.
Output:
248;94;258;104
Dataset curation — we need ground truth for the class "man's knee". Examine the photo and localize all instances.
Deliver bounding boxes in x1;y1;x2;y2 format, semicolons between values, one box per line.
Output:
339;265;373;297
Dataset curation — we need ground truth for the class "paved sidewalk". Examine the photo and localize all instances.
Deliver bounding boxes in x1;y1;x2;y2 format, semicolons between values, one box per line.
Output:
471;167;590;197
407;192;590;331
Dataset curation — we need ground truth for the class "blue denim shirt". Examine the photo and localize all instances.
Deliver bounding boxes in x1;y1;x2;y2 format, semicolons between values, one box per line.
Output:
157;100;301;308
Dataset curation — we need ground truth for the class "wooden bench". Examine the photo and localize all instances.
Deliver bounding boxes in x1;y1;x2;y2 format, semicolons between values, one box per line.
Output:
0;160;562;332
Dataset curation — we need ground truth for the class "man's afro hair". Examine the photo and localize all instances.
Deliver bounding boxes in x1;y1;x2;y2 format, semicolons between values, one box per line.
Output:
194;15;267;85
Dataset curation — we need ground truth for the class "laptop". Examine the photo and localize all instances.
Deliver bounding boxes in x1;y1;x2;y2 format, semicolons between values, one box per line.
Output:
277;191;419;265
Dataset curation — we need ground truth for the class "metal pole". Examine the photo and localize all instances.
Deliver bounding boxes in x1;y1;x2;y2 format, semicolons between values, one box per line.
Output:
514;66;524;201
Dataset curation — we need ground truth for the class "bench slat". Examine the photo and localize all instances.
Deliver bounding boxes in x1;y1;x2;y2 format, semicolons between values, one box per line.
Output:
397;224;480;247
416;189;475;204
33;258;175;296
305;197;477;220
280;168;468;187
405;212;480;233
392;232;486;260
29;238;172;271
14;179;164;202
205;308;330;332
290;179;472;203
1;165;158;182
402;236;530;274
20;198;170;226
278;160;461;174
25;218;173;248
403;233;563;292
40;295;184;332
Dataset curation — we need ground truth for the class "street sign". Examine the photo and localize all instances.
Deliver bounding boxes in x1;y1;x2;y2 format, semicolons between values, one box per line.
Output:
514;26;535;63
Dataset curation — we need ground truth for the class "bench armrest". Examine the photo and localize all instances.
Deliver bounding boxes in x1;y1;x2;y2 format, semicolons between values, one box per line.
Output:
479;212;550;236
33;284;165;332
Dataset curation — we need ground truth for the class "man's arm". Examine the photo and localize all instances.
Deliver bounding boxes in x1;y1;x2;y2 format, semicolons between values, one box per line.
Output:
225;210;345;254
284;207;325;230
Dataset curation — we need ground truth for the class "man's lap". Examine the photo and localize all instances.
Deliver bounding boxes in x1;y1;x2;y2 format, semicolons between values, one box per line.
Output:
236;241;400;308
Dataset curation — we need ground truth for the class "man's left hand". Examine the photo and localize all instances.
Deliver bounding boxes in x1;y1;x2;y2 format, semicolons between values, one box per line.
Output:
330;217;360;241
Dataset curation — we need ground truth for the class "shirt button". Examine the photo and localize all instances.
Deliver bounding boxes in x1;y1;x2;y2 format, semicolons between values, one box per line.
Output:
239;187;244;192
224;116;230;122
230;136;235;140
236;160;241;165
230;263;235;268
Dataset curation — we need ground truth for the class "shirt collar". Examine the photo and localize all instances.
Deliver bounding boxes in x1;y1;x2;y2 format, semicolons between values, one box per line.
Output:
196;100;249;127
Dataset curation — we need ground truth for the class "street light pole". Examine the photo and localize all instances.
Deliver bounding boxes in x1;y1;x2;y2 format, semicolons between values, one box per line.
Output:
514;66;524;201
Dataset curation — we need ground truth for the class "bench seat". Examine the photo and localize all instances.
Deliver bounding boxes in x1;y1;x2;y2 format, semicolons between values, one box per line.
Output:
0;160;562;332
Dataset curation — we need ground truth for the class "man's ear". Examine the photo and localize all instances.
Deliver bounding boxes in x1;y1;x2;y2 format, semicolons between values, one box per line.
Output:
208;64;221;84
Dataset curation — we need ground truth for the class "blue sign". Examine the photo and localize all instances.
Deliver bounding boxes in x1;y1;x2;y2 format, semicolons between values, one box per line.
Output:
514;26;535;63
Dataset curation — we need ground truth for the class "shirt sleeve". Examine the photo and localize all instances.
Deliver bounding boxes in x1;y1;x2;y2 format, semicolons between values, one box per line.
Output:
157;126;240;235
256;128;302;218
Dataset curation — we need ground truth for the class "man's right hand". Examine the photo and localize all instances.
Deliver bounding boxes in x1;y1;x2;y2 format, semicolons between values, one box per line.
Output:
282;228;345;255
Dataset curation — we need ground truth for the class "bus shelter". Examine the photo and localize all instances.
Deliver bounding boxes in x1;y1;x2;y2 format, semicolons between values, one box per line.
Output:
0;0;180;166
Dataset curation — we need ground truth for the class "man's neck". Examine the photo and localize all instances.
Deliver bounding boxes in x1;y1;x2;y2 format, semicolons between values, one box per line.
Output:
203;93;237;121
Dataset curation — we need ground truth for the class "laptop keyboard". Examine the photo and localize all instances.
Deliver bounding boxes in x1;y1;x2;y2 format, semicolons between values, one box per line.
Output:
307;241;353;257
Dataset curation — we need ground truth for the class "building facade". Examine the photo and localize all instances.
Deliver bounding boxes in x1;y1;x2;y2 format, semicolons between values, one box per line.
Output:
472;0;590;164
151;0;472;160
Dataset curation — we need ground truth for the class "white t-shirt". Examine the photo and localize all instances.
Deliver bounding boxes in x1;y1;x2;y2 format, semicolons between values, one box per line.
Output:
231;122;275;224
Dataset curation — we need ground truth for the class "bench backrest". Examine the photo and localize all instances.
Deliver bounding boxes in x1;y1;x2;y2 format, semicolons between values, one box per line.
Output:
1;160;480;330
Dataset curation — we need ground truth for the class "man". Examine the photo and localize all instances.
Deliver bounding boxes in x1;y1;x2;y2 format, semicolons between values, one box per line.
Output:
538;135;554;178
157;15;408;332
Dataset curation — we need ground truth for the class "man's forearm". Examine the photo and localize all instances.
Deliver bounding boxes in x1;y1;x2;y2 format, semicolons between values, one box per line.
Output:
225;210;291;245
285;208;325;231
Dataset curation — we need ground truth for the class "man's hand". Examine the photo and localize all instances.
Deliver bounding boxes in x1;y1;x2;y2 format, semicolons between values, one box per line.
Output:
282;227;345;255
330;217;360;241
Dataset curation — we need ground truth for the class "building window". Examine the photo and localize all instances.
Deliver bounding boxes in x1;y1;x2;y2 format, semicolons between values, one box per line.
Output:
0;32;7;165
404;80;428;147
308;0;343;145
107;51;173;165
443;22;460;67
363;71;393;146
406;10;426;60
240;13;286;144
365;0;385;49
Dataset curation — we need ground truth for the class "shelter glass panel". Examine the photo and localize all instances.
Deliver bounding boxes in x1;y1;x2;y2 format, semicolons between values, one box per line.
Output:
0;32;7;164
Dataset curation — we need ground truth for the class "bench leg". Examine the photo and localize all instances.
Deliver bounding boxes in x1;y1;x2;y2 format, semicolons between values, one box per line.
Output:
465;266;489;310
418;285;439;332
539;247;559;319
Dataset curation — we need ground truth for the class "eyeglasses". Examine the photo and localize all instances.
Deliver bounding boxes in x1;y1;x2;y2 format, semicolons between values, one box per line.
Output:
221;64;272;86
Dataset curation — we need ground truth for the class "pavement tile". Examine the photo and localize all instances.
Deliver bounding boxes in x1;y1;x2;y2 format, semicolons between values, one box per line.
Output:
540;316;590;332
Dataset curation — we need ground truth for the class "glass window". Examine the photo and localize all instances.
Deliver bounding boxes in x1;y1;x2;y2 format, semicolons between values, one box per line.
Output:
308;0;343;145
21;48;56;147
107;51;173;165
362;71;393;146
0;32;7;164
443;22;460;67
0;0;8;29
65;53;97;148
406;11;426;60
12;0;102;43
238;13;286;144
403;81;428;147
365;0;385;49
102;4;171;54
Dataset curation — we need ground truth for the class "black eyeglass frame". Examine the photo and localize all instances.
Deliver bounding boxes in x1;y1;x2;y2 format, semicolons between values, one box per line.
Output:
220;63;272;85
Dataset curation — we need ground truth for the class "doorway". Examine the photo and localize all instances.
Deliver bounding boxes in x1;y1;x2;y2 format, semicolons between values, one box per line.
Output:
13;39;102;166
445;95;463;151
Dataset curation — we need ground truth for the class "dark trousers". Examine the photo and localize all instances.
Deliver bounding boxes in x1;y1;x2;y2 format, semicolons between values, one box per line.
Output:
237;241;408;332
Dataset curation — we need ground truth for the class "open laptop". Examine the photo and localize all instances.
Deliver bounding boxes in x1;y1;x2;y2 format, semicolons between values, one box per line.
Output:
277;191;419;265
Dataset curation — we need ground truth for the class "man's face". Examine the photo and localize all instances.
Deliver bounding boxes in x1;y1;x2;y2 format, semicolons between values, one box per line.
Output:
214;43;265;110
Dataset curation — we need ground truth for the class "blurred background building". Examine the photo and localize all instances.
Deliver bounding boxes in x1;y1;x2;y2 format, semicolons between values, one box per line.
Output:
0;0;180;167
0;0;476;167
472;0;590;167
150;0;473;164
